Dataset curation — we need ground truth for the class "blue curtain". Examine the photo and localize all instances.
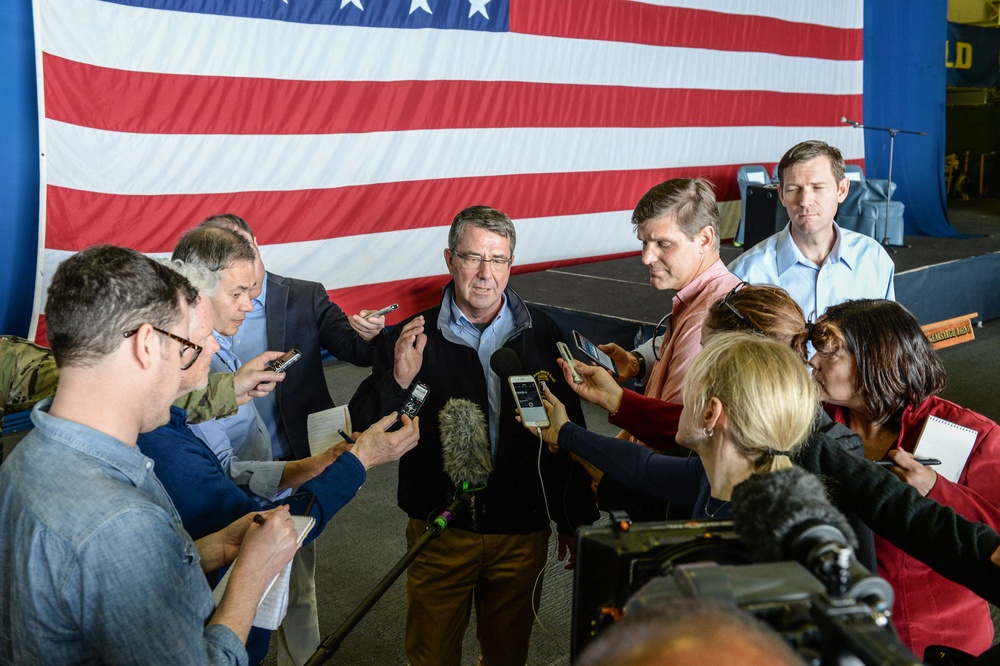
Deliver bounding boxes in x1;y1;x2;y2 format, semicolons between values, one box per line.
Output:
864;0;959;237
0;1;40;336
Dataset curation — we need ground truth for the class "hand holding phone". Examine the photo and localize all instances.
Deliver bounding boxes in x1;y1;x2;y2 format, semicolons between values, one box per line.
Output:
366;303;399;319
572;330;618;378
556;341;583;384
509;375;549;428
266;349;301;373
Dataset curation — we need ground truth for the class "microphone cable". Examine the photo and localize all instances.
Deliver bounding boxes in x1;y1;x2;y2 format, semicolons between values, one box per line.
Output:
529;425;559;643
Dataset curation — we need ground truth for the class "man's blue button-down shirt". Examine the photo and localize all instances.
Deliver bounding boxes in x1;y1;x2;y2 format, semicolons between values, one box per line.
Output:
0;400;247;665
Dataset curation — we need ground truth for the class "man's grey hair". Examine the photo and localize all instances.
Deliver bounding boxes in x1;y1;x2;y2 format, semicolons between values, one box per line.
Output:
171;226;256;273
777;140;846;185
199;213;256;239
158;259;220;298
448;205;516;255
631;178;721;251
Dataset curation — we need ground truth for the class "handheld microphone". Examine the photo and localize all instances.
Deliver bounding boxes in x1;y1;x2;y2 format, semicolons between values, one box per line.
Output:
732;467;892;606
438;398;492;528
489;347;523;381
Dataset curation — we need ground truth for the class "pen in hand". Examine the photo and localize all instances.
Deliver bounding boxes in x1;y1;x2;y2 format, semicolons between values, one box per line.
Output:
338;429;356;444
253;513;266;525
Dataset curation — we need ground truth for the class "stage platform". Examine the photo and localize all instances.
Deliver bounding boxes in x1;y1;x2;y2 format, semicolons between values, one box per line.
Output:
511;199;1000;351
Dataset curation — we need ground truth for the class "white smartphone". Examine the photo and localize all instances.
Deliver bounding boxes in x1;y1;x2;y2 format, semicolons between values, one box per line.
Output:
572;330;619;378
508;375;550;428
556;341;583;384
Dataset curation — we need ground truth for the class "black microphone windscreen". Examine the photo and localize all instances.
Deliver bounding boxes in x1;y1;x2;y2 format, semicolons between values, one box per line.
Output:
489;347;523;380
439;398;492;488
732;467;857;562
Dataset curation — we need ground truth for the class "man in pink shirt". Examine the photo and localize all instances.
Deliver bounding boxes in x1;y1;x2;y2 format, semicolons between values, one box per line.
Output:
604;178;741;404
597;179;741;520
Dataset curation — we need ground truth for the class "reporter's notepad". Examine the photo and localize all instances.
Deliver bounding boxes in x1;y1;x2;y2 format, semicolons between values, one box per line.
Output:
307;405;352;456
913;415;977;483
213;514;315;630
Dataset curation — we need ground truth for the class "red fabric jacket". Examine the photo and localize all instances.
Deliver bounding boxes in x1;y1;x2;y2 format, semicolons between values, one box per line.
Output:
829;397;1000;657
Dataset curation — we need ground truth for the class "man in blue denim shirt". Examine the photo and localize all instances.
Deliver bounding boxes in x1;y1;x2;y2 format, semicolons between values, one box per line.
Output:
0;245;300;665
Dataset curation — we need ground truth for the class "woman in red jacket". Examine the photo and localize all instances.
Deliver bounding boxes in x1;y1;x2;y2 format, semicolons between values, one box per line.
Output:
809;299;1000;658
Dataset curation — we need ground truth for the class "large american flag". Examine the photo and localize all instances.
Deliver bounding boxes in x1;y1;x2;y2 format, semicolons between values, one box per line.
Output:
31;0;864;341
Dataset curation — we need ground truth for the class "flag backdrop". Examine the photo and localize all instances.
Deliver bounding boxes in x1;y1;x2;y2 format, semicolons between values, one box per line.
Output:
30;0;864;342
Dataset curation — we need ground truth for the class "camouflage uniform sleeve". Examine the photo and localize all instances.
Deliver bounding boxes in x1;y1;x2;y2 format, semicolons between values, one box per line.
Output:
175;371;238;424
1;336;60;439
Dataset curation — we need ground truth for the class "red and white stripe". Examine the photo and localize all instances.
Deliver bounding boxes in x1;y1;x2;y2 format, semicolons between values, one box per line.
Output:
31;0;864;339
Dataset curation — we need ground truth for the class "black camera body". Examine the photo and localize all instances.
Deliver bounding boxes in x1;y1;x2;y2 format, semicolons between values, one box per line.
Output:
572;519;917;666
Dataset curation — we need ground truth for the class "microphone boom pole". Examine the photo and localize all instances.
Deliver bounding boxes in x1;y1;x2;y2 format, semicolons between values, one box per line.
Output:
303;493;468;666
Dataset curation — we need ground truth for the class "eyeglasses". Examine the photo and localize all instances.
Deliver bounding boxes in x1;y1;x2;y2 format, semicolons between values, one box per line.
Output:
719;281;766;336
450;250;513;272
652;312;672;362
124;325;203;370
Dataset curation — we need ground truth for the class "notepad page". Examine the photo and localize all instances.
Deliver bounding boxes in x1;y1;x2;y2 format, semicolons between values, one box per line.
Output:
912;415;977;483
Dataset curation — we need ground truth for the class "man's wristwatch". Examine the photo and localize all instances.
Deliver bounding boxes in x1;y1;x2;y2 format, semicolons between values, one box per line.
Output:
630;350;646;380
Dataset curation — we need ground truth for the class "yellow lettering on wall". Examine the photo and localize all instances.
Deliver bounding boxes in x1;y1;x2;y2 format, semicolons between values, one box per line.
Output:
946;40;973;69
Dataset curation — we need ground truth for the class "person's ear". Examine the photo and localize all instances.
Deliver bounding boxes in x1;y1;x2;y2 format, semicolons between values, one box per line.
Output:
704;396;725;432
698;225;716;251
127;324;157;370
836;177;850;203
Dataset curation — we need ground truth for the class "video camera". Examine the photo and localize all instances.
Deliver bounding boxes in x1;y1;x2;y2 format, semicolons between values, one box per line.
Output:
572;518;919;665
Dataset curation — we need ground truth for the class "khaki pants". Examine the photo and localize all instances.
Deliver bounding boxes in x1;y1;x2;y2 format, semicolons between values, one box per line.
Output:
404;519;550;666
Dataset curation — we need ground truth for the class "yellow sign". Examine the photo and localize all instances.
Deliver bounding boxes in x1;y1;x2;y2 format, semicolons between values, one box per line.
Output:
945;40;972;69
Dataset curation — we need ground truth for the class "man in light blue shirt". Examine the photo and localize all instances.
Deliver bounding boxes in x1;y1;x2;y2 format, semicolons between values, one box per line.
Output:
729;141;895;321
0;245;299;665
172;225;344;665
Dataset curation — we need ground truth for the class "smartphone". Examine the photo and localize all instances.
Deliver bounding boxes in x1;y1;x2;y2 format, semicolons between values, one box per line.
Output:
278;491;316;516
367;303;399;319
556;341;583;384
875;457;942;467
509;375;550;428
572;330;618;378
266;348;301;373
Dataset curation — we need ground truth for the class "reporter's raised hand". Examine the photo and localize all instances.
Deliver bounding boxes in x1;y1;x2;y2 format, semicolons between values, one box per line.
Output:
351;412;420;469
393;316;427;390
350;310;385;342
519;386;569;450
234;350;287;404
599;342;640;384
557;358;624;414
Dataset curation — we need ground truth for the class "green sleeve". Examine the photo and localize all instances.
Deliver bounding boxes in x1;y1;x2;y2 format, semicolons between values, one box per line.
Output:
175;372;239;424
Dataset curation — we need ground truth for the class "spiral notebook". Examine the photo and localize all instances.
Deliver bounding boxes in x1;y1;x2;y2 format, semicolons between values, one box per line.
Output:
212;514;315;629
912;415;977;483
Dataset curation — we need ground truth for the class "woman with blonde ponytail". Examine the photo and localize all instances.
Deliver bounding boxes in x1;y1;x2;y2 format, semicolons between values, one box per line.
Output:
526;332;817;519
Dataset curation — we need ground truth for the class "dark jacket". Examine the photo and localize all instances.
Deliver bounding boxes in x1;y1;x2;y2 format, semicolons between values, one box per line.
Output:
797;430;1000;610
349;285;598;535
265;272;379;460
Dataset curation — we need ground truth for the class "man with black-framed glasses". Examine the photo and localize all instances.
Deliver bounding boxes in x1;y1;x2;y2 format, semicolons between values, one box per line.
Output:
0;244;300;664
